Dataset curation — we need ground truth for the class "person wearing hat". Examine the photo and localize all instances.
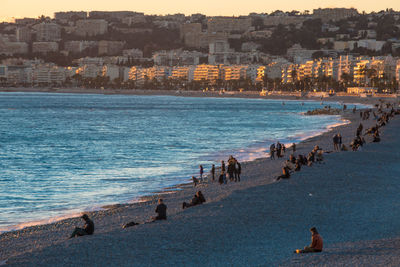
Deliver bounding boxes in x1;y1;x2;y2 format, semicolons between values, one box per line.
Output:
69;214;95;238
296;227;323;253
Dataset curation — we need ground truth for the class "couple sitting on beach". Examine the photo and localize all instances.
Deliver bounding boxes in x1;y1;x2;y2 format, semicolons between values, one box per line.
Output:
182;191;206;209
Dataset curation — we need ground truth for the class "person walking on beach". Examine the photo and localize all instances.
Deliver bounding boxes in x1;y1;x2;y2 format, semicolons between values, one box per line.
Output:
236;161;241;182
228;156;235;182
221;160;227;184
356;123;363;136
332;134;339;151
211;164;215;181
152;199;167;221
276;142;282;158
295;227;323;253
292;143;296;153
270;143;276;160
199;165;204;181
69;214;94;238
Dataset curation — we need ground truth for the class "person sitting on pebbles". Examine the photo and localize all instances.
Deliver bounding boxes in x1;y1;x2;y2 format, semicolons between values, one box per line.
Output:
192;176;199;187
276;165;291;181
182;191;206;209
316;151;324;162
152;198;167;221
69;214;94;238
295;227;323;253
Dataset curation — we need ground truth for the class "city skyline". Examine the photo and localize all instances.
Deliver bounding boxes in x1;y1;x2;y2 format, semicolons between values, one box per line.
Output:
2;0;400;22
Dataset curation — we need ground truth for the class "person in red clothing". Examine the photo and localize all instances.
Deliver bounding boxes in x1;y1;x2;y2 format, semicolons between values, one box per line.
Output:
297;227;323;253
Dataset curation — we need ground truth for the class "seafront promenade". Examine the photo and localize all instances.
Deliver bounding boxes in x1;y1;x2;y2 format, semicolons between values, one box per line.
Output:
0;97;399;266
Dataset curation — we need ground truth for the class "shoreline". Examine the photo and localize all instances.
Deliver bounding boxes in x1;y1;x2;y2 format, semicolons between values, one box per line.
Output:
0;93;396;266
0;96;362;234
0;87;396;105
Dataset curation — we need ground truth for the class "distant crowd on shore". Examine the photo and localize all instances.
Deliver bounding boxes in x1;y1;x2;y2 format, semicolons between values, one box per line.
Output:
61;100;400;255
192;155;242;186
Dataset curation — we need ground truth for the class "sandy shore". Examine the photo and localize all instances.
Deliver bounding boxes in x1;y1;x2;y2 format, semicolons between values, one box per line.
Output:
0;95;399;266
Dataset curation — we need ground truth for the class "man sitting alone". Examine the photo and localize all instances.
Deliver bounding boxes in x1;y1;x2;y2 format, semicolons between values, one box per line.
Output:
296;227;323;253
152;198;167;221
69;214;94;238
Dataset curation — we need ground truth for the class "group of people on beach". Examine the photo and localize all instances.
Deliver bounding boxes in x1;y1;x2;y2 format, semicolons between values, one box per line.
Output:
276;144;324;180
350;102;398;151
68;100;400;259
269;141;288;159
219;156;242;184
192;156;242;186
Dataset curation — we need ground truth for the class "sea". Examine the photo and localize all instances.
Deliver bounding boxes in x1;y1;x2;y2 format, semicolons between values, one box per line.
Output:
0;92;361;232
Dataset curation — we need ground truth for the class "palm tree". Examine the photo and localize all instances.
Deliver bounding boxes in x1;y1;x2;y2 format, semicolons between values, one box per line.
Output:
340;72;353;88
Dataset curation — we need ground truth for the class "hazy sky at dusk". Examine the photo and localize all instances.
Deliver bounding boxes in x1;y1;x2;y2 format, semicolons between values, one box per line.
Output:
1;0;399;22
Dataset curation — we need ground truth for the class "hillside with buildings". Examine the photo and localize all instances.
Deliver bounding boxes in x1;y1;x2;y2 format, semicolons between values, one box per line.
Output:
0;8;400;92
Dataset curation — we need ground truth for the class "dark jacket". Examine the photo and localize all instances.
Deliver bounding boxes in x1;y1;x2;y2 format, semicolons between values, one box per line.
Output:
84;218;94;235
155;203;167;220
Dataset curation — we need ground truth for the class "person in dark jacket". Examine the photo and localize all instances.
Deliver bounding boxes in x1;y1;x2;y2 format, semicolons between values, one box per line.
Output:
276;142;282;158
221;160;227;184
69;214;94;238
210;164;215;181
182;191;206;209
199;165;204;181
236;161;241;182
228;156;235;182
153;199;167;221
270;143;276;160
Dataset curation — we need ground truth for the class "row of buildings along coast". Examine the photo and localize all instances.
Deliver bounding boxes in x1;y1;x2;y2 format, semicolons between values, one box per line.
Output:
1;8;400;91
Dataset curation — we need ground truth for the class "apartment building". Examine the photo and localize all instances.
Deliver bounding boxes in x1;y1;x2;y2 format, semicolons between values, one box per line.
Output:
32;42;59;53
98;41;125;56
207;17;252;34
313;8;359;22
75;19;108;37
32;64;66;85
193;64;220;82
54;11;87;22
32;22;61;42
64;41;98;54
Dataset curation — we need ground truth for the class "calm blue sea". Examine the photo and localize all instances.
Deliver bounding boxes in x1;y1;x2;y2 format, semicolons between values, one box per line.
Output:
0;93;358;231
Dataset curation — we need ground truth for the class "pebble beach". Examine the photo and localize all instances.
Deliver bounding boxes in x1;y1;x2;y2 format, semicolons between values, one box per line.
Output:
0;94;399;266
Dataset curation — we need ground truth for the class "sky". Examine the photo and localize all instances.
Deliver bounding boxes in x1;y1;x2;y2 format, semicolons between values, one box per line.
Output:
1;0;399;22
